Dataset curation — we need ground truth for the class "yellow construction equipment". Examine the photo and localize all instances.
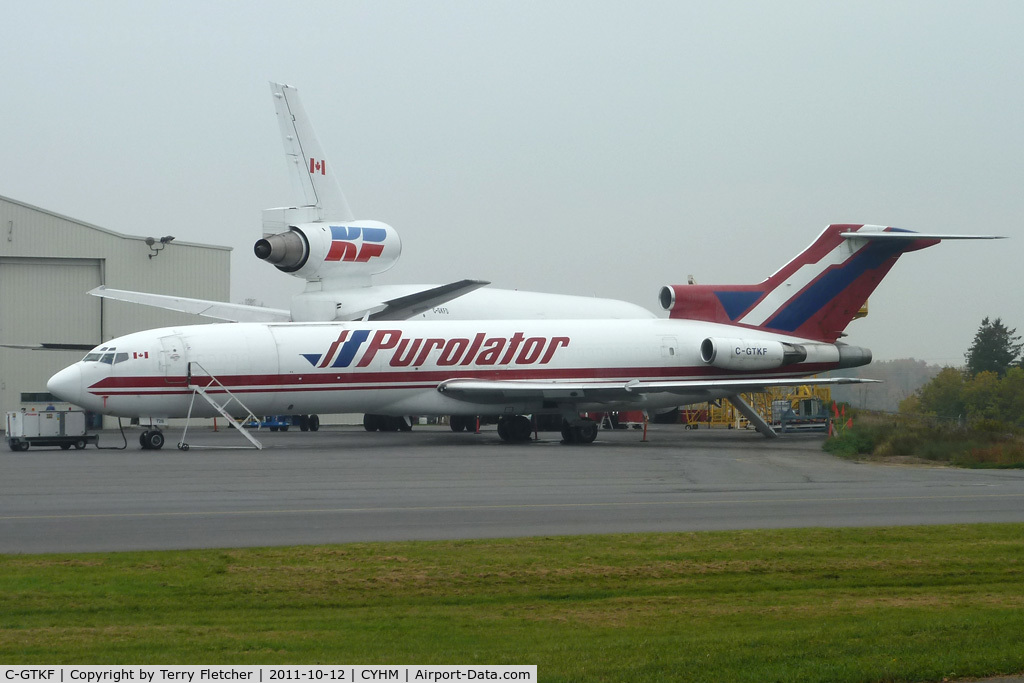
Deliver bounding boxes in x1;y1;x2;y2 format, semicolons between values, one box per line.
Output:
681;384;831;431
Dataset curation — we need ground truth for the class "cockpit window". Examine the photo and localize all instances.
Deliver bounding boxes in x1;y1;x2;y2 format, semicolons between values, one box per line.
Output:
84;346;120;363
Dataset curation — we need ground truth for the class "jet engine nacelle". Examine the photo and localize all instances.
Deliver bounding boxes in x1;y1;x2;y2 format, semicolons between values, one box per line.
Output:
254;220;401;282
700;337;807;371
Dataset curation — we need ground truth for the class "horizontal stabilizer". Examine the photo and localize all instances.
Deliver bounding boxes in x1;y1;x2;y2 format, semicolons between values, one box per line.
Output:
841;231;1006;241
368;280;490;321
89;286;292;323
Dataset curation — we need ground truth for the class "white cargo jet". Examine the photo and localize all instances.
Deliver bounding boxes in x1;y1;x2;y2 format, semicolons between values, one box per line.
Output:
92;82;651;324
48;225;1000;449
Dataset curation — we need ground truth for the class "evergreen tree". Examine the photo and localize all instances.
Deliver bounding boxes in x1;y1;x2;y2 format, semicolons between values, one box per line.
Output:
964;317;1022;378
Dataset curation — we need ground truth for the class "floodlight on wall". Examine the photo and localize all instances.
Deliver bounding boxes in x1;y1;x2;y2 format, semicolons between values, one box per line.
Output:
146;235;175;259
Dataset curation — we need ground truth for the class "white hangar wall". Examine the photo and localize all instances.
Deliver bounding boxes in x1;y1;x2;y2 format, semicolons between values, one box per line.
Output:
0;194;231;417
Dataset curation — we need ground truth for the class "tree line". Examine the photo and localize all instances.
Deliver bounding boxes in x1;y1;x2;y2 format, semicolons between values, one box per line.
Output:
899;317;1024;429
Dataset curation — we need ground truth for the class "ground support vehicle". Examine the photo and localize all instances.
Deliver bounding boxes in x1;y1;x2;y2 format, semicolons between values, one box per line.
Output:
6;410;97;451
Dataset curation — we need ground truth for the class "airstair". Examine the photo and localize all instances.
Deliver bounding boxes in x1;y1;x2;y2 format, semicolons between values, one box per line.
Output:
177;362;263;450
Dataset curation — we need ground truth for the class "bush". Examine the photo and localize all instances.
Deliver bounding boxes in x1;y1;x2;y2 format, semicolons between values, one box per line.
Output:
822;412;1024;467
823;427;877;458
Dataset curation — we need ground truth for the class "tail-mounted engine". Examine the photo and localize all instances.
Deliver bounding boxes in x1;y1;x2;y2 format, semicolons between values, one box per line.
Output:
699;337;872;371
700;337;807;371
254;219;401;282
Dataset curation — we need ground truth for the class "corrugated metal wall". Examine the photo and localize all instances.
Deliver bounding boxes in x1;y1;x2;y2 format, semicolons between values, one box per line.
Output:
0;258;102;344
0;196;230;419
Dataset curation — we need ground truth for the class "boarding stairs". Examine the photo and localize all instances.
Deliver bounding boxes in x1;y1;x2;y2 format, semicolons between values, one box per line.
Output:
178;362;263;450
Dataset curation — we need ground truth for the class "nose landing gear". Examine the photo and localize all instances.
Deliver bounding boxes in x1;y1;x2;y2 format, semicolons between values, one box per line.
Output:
139;429;165;450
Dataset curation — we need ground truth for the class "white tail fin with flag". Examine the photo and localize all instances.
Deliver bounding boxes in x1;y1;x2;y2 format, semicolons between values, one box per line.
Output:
269;81;354;222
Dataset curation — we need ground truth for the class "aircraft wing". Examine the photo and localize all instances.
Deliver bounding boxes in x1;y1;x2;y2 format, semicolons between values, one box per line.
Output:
437;376;878;403
369;280;491;321
89;286;293;323
0;342;97;351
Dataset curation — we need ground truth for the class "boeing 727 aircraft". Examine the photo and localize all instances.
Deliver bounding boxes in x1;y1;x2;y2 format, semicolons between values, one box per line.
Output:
48;225;999;450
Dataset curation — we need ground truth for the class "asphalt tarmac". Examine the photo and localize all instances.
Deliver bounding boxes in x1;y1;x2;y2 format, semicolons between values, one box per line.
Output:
3;424;1024;554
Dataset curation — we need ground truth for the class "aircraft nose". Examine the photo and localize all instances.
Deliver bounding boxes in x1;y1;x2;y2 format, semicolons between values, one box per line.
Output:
47;364;84;405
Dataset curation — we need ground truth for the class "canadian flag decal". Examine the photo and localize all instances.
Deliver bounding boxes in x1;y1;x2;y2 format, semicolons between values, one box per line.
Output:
310;158;326;175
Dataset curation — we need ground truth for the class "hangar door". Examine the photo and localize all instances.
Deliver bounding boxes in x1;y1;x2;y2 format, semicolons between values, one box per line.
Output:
0;257;102;414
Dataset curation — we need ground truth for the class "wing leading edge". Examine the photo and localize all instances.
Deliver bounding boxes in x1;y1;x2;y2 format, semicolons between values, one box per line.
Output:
90;279;492;323
89;287;293;323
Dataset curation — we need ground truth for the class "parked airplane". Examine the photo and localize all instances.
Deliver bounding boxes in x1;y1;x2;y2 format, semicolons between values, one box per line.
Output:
91;82;652;324
47;225;999;450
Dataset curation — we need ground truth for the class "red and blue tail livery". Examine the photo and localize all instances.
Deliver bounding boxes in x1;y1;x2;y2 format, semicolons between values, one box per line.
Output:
659;224;992;342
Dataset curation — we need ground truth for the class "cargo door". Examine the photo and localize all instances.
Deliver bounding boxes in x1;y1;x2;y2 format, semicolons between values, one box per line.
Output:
158;334;189;384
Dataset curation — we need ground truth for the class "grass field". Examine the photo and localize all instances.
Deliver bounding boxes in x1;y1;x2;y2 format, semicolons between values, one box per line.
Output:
2;524;1024;682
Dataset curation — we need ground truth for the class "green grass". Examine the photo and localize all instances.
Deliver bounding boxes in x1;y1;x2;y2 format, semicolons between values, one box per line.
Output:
3;525;1024;682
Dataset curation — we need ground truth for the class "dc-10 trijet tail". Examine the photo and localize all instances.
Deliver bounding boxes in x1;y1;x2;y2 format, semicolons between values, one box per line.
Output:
91;82;652;324
47;225;1002;449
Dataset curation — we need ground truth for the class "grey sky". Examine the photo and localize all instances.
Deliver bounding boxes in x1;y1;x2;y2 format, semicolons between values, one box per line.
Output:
2;1;1021;364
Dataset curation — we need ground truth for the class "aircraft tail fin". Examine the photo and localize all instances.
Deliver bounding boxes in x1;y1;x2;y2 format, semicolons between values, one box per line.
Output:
660;224;1004;342
270;81;354;222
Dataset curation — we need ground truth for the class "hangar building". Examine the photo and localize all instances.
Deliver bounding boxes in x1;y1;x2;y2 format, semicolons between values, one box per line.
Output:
0;194;231;420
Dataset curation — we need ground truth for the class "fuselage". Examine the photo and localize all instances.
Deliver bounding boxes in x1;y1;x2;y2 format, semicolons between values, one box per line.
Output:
47;318;865;420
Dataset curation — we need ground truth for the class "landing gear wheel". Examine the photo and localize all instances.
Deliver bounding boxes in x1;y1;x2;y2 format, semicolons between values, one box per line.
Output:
561;420;576;444
299;415;310;432
141;430;165;450
575;419;598;444
497;418;510;442
363;414;379;431
561;418;597;445
308;414;320;432
507;415;533;443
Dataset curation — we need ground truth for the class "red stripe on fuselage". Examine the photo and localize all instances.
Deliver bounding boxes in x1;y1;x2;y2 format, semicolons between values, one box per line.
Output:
85;362;840;396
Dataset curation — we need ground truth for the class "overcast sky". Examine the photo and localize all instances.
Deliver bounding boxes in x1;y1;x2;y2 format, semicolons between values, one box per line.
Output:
2;1;1021;364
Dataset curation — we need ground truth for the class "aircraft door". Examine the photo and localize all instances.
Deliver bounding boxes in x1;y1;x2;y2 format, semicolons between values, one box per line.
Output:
158;334;189;384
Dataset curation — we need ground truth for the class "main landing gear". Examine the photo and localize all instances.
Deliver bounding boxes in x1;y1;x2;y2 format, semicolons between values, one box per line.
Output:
496;415;533;443
492;415;599;445
560;417;598;444
449;415;477;432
